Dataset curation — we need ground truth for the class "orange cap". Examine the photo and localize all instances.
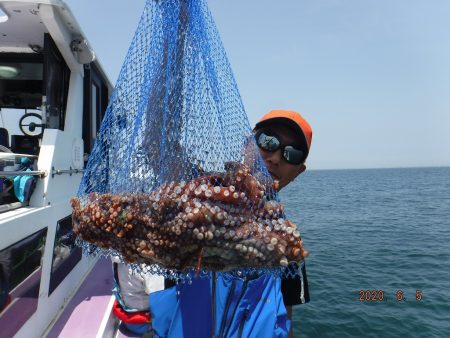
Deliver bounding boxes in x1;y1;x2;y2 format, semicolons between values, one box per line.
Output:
255;110;312;150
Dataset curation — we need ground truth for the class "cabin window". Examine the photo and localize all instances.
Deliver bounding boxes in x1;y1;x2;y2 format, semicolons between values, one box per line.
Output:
0;228;47;336
49;216;82;295
83;63;108;157
0;56;43;153
43;34;70;131
0;54;41;210
0;34;69;158
91;83;99;146
0;54;43;114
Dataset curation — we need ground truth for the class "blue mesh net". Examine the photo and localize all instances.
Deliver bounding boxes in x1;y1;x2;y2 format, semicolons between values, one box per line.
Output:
71;0;306;280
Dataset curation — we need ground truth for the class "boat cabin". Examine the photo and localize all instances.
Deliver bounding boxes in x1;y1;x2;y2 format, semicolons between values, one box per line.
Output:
0;1;118;337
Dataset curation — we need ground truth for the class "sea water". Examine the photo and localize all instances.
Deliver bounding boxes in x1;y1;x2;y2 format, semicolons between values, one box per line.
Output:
281;167;450;338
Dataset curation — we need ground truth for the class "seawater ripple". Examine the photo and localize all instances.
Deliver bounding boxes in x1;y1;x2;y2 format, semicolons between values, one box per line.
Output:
281;167;450;337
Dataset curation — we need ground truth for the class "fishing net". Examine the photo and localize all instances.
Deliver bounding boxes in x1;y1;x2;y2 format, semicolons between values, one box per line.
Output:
72;0;307;280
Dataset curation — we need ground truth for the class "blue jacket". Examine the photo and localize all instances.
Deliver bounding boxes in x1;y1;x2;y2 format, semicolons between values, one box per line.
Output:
149;273;290;338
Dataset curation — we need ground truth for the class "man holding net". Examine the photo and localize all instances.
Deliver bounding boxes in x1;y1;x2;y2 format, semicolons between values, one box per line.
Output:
253;109;312;338
70;2;313;336
148;109;312;338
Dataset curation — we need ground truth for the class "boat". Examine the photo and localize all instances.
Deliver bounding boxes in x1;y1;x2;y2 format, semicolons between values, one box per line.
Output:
0;1;121;336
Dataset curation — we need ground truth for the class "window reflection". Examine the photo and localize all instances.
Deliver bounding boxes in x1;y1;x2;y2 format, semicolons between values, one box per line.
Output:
49;216;81;295
0;61;43;109
0;228;47;337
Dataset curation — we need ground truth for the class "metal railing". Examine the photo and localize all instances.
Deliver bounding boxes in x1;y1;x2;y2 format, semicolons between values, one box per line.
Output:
0;170;47;178
0;153;84;179
51;167;84;178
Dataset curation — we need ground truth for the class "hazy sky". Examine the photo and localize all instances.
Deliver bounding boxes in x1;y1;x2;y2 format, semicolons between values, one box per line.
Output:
65;0;450;170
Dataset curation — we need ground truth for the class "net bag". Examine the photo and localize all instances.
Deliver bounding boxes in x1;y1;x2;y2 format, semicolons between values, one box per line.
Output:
71;0;307;279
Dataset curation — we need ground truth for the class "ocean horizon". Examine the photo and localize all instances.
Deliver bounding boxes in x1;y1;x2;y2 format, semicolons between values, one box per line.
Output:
308;165;450;172
281;166;450;337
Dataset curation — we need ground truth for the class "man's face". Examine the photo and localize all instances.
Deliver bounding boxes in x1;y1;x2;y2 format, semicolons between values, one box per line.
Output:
255;123;306;189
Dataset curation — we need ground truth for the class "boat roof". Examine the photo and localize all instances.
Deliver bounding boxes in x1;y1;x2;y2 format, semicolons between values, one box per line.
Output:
0;0;112;88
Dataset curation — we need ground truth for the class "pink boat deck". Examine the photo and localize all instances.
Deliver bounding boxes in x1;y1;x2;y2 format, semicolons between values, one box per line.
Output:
47;258;113;337
46;258;148;337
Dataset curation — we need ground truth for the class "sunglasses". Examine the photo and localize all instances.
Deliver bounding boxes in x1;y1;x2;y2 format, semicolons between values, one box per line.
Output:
255;130;306;165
